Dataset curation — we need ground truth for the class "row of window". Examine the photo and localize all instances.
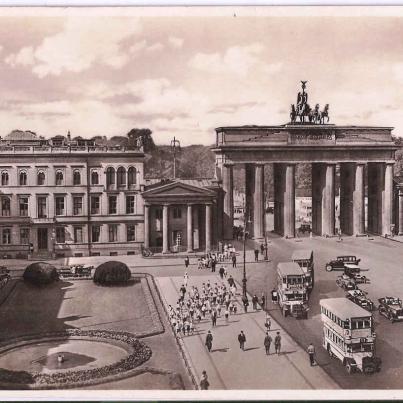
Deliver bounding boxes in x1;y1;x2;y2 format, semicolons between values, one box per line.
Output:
0;195;136;217
0;167;138;187
57;224;136;243
0;225;136;245
321;306;372;330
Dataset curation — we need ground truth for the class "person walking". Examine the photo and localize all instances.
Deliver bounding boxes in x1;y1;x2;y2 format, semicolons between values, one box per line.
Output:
260;243;265;255
185;256;190;269
232;254;237;268
242;295;249;313
200;370;210;390
254;248;259;262
260;293;266;309
205;330;213;352
264;332;272;355
264;313;271;331
183;272;189;288
274;332;282;355
307;343;316;366
211;259;216;273
252;294;259;310
211;310;217;327
219;265;225;280
238;330;246;351
180;284;186;301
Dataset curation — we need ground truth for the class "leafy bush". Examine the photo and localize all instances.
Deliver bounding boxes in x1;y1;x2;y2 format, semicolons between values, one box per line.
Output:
23;262;59;286
93;261;131;285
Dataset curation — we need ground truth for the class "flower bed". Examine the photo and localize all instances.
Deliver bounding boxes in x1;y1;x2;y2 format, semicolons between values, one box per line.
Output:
0;329;152;389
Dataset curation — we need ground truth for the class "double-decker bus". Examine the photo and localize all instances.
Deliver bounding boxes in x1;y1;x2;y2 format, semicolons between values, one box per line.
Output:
277;262;309;319
320;297;381;374
291;249;314;291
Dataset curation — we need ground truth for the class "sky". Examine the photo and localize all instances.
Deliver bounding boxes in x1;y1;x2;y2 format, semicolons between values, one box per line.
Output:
1;7;403;145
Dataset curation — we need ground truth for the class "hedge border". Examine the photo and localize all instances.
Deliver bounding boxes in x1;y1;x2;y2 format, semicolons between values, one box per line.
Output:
0;329;152;390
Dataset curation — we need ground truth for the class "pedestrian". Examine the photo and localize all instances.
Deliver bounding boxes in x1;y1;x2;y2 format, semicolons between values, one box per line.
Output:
200;370;210;390
242;295;249;313
264;313;271;331
264;332;272;355
274;331;281;355
224;267;228;278
219;265;225;280
211;259;216;273
183;272;189;287
252;294;258;310
271;288;278;304
232;254;237;268
224;308;229;322
185;256;190;268
307;343;316;366
238;330;246;351
254;248;259;262
260;243;265;255
180;284;186;301
205;330;213;352
260;293;266;309
211;310;217;327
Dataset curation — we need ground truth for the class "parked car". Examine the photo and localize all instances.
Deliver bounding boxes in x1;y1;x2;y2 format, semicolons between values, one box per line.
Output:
298;224;311;234
378;297;403;322
0;266;10;288
346;289;375;312
344;264;370;284
325;256;361;272
336;274;357;290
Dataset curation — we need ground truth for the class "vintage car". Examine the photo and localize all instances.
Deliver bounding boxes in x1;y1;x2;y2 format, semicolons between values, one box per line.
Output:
346;289;375;312
336;274;357;291
325;256;361;272
58;264;94;278
344;264;370;284
378;297;403;322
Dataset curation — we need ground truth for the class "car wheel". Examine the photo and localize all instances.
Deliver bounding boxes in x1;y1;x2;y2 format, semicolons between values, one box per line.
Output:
326;264;333;272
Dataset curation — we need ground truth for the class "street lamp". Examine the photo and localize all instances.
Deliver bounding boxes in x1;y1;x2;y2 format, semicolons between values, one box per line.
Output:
264;192;269;261
242;199;251;299
170;136;181;179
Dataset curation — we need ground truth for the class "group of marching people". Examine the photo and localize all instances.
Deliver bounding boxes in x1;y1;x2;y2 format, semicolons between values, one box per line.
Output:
167;276;240;338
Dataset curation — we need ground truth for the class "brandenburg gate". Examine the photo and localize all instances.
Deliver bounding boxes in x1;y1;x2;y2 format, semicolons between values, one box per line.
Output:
213;83;397;239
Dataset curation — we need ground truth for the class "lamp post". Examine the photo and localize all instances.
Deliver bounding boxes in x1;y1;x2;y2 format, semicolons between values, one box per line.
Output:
242;198;250;299
170;136;181;179
264;192;269;261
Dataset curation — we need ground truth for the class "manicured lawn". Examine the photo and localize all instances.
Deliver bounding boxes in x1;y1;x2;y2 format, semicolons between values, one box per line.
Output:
0;278;192;390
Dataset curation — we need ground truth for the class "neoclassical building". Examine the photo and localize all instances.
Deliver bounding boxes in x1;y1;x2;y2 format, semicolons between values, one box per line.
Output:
142;178;222;253
0;130;145;258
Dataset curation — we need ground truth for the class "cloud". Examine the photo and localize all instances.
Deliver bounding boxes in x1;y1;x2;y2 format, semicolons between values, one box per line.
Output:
168;36;184;49
5;18;142;77
146;42;164;52
189;43;277;77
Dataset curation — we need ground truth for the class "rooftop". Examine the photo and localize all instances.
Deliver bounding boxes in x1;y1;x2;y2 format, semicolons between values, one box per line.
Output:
277;262;304;277
320;297;372;320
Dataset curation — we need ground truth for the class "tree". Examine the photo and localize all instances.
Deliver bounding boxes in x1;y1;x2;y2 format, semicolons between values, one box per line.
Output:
127;128;155;152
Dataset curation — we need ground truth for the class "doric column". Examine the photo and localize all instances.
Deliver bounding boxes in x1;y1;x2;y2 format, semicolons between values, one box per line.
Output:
187;204;193;252
205;203;212;252
245;163;254;237
283;164;295;238
322;164;335;237
399;188;403;235
162;204;169;253
353;163;365;235
144;204;150;249
222;164;234;240
382;163;394;236
253;164;265;239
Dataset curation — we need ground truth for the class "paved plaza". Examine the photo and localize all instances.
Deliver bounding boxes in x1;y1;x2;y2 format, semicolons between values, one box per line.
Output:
156;273;338;390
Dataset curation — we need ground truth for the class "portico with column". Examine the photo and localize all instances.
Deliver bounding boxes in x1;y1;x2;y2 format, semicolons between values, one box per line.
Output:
141;179;219;253
213;123;397;239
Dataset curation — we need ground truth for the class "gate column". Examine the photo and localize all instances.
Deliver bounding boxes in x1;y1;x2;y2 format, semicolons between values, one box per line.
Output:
353;163;365;236
284;164;296;238
399;188;403;235
222;164;234;240
382;162;394;236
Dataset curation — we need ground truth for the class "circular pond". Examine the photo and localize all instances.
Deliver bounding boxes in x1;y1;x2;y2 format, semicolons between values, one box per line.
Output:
0;339;128;373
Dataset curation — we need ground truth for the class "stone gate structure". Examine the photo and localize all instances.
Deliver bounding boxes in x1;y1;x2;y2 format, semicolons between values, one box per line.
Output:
213;124;397;239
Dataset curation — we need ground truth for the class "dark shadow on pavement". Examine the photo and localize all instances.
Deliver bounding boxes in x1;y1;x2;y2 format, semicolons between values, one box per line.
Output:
244;347;260;352
211;347;229;353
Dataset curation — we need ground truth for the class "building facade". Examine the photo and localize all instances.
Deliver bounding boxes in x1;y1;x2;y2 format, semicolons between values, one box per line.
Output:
0;130;145;258
142;178;222;253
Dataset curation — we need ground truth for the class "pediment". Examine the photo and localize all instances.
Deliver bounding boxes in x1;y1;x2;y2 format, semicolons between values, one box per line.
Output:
142;181;216;199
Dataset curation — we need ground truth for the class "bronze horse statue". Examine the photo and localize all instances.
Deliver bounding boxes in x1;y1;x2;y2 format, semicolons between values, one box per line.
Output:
319;104;330;124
